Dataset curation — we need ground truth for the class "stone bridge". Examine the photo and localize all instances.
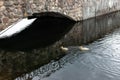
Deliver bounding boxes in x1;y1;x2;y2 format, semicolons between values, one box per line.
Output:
0;0;120;30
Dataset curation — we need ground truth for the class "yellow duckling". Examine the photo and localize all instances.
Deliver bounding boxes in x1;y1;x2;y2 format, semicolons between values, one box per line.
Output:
79;46;89;51
60;46;69;52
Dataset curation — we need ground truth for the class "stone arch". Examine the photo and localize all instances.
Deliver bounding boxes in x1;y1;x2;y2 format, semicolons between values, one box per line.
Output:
27;12;76;21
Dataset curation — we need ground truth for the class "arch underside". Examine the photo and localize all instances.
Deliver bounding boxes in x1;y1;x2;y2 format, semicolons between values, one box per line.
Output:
28;12;76;21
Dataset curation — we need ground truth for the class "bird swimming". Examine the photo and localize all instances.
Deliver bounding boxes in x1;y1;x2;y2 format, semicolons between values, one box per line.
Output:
79;46;89;51
60;46;89;52
60;46;69;52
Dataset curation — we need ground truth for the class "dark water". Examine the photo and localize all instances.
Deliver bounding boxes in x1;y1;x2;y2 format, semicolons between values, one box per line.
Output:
0;12;120;80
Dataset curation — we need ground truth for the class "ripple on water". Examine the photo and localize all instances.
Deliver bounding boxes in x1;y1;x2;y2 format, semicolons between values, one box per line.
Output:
86;28;120;78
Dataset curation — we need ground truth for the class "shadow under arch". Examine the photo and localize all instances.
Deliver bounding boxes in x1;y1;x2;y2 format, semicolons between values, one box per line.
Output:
28;12;76;22
0;12;75;51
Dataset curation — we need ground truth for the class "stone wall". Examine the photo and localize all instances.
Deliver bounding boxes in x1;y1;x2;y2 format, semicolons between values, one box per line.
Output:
25;0;120;20
82;0;120;19
25;0;83;21
0;0;120;30
0;0;25;30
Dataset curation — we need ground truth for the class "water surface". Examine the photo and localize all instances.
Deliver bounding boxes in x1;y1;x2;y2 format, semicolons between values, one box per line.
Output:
0;12;120;80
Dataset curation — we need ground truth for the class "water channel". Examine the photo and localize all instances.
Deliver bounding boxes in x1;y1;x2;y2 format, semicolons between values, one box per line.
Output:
0;11;120;80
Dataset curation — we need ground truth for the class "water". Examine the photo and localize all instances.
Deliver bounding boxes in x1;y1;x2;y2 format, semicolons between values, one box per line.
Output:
1;12;120;80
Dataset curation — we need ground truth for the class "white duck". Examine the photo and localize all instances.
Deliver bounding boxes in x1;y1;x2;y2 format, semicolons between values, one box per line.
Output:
60;46;69;52
79;46;89;51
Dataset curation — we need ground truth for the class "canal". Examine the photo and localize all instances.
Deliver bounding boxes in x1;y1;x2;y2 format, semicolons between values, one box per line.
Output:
0;11;120;80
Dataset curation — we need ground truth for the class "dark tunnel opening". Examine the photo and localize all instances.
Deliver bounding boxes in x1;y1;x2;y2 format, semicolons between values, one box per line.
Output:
0;12;76;51
28;12;76;22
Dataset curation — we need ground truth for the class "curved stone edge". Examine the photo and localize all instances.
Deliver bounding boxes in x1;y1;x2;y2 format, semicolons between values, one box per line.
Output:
25;0;83;21
26;0;120;21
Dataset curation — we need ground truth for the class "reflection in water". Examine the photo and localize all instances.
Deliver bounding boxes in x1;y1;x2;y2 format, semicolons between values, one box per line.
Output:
61;12;120;46
0;12;120;80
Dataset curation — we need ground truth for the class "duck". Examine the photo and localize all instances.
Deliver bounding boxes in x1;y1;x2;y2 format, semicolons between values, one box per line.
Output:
79;46;89;51
60;46;89;52
60;46;69;52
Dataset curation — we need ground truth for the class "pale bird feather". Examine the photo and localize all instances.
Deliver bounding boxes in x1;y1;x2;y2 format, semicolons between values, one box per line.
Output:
79;46;89;51
60;46;69;52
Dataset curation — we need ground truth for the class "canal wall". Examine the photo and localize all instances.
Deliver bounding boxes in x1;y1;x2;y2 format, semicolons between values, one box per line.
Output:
0;0;120;30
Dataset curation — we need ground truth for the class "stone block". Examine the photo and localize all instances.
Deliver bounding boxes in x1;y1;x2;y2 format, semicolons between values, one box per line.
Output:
0;1;4;7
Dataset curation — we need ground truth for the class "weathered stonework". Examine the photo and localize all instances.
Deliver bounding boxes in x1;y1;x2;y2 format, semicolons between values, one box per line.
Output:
0;0;120;30
26;0;83;20
0;0;25;30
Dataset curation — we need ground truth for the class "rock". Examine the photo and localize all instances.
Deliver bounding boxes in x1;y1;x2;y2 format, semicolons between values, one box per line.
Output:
0;1;4;7
2;17;9;24
0;6;6;11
